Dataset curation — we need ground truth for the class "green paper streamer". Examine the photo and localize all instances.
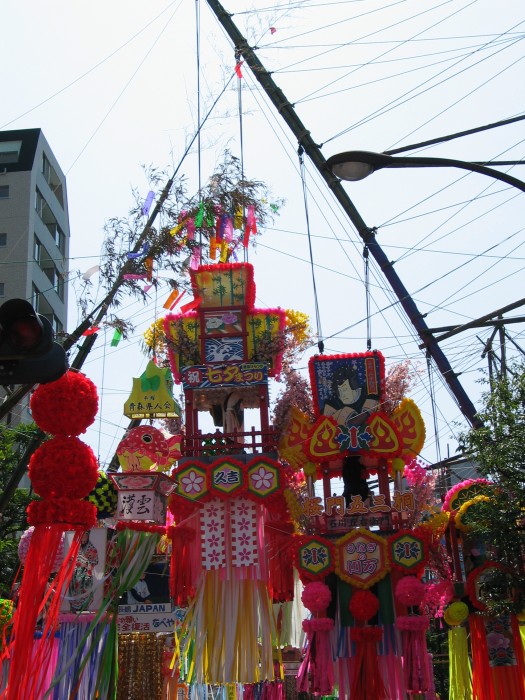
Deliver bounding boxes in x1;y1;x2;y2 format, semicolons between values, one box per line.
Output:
195;202;204;227
110;329;122;347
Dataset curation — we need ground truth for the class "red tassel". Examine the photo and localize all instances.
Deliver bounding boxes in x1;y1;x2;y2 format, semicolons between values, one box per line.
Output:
266;520;295;603
169;526;196;607
349;626;388;700
1;526;83;700
297;617;334;695
396;614;431;693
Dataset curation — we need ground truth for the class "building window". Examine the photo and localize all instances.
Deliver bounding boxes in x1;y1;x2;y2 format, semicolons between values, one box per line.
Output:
35;188;66;256
42;153;64;208
0;283;4;297
0;185;9;199
0;233;6;247
0;140;22;164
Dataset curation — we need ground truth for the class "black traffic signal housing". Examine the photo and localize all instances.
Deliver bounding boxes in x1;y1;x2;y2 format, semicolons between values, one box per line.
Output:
0;299;68;385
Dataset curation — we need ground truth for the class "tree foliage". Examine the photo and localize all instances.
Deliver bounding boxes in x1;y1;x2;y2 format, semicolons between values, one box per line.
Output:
459;362;525;613
75;151;283;329
0;423;38;597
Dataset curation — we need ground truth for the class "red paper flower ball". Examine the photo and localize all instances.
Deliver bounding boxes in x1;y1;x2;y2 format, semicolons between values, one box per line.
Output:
27;498;97;529
301;581;332;614
349;589;380;622
395;576;426;607
29;436;99;499
30;371;99;436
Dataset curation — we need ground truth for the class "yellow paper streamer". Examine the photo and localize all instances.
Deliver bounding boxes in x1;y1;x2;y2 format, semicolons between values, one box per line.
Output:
448;626;473;700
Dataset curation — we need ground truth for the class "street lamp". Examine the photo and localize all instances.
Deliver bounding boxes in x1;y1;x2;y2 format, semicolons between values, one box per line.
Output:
326;150;525;192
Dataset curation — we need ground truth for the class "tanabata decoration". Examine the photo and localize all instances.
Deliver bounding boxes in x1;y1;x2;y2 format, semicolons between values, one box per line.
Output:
454;495;492;533
296;582;335;696
294;535;335;583
348;590;388;700
164;263;287;379
29;370;99;437
169;455;292;684
388;528;428;577
123;361;181;421
335;528;390;589
2;371;99;700
442;478;492;515
86;471;118;520
470;613;525;700
444;602;472;700
18;526;64;571
116;425;182;472
395;577;432;694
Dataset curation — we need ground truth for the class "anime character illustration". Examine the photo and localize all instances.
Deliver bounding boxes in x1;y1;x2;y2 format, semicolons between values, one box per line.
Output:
67;531;99;613
321;361;380;427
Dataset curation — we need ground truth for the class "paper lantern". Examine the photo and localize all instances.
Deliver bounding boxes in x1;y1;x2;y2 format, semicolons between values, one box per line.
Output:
110;473;176;523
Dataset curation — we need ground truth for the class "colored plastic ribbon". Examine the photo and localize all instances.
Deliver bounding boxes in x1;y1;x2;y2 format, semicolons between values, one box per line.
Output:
141;191;155;216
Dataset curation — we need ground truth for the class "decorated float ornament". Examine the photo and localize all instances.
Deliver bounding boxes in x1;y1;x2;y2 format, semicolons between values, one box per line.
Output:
3;372;100;700
389;397;426;462
123;360;181;420
168;455;293;684
346;590;388;700
454;494;492;533
294;534;335;583
388;527;429;577
445;610;471;700
442;478;493;515
394;577;432;694
296;582;335;696
110;472;176;524
469;612;525;700
465;561;516;612
334;528;390;590
164;263;287;381
116;425;182;473
86;470;118;519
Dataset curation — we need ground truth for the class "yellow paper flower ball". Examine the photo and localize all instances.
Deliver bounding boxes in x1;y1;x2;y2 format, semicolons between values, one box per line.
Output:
444;601;469;626
391;457;405;474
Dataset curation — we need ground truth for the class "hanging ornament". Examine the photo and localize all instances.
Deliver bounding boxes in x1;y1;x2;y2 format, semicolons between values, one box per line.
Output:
30;371;99;437
296;582;335;695
243;205;257;247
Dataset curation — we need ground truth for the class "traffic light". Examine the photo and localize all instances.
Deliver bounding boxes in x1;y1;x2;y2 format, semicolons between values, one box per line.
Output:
0;299;68;385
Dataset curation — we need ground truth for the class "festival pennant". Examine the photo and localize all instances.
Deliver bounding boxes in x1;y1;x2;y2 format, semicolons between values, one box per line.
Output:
81;265;100;281
82;327;100;336
235;61;244;78
123;273;147;280
127;243;150;259
190;246;201;270
141;191;155;216
163;289;180;309
180;296;202;314
110;329;123;347
145;257;154;282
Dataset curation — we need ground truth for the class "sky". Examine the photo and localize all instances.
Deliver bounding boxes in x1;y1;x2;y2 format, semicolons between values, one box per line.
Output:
3;0;525;484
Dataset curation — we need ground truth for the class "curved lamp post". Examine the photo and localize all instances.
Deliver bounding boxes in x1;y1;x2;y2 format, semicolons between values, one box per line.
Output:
326;150;525;192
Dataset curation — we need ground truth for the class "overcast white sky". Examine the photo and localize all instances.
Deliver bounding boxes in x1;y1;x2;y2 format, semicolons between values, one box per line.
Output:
3;0;524;477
